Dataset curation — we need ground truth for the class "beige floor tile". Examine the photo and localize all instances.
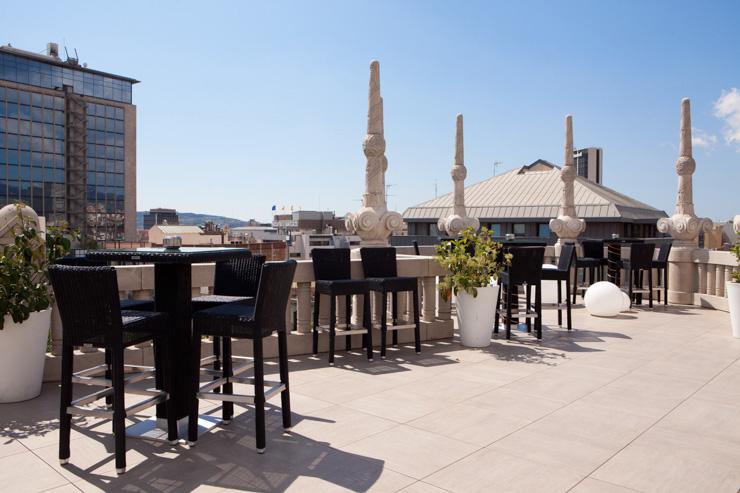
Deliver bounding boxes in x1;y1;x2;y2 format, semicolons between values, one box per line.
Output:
408;401;531;446
292;372;394;405
288;404;396;448
592;427;740;492
467;387;566;421
568;477;639;492
398;481;452;492
394;373;498;404
499;364;622;403
342;425;478;480
425;448;582;493
281;467;416;492
0;437;28;459
0;450;71;492
344;388;449;424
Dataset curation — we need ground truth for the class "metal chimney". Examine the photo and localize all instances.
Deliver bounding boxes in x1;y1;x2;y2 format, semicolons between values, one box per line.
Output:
47;42;60;59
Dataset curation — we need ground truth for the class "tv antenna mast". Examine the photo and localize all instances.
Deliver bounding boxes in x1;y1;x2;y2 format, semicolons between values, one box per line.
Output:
493;161;503;176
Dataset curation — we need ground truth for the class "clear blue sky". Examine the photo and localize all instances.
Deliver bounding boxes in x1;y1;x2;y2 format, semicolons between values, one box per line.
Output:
3;0;739;222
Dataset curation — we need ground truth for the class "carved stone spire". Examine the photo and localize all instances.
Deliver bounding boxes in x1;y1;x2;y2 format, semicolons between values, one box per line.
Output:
438;114;479;236
657;98;712;246
549;114;586;244
345;60;403;245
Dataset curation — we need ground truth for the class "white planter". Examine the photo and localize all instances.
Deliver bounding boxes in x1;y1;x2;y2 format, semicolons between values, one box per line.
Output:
728;282;740;339
0;309;52;403
455;285;500;348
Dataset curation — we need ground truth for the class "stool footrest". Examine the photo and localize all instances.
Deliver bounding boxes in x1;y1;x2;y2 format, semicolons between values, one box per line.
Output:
197;383;285;404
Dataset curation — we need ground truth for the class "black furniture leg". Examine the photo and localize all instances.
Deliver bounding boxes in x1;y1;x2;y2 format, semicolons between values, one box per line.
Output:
412;286;421;354
557;279;562;326
494;283;501;334
212;336;221;393
104;349;112;408
162;335;178;444
328;296;336;365
364;294;373;361
664;267;669;306
392;292;398;347
278;329;291;430
153;337;167;420
535;282;542;340
188;327;202;445
648;268;653;308
111;347;126;474
565;276;572;330
59;344;73;465
222;336;233;422
253;335;266;453
380;291;388;359
506;283;512;340
345;296;352;351
526;284;532;333
312;290;320;356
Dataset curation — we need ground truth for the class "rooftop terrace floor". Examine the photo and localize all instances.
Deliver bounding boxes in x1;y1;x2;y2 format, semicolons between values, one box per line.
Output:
2;305;738;492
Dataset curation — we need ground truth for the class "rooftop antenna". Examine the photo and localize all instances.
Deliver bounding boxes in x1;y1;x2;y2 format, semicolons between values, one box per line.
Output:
493;161;503;176
434;180;438;198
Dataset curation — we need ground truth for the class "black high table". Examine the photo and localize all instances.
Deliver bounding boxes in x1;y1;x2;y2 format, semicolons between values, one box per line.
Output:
602;238;644;285
87;247;251;440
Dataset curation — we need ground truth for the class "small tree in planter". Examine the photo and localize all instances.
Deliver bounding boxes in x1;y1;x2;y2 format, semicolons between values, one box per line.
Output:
728;241;740;338
436;227;511;347
0;204;72;402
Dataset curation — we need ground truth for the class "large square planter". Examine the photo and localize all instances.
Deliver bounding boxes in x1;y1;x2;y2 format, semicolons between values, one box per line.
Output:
728;282;740;339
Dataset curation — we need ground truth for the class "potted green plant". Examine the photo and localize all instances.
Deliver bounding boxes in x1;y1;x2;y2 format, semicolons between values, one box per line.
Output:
0;204;71;403
436;227;511;347
728;240;740;338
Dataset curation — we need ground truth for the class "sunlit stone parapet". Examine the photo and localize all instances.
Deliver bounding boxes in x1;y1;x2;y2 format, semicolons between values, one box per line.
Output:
733;214;740;234
438;114;479;236
656;98;712;248
550;114;585;245
345;60;402;245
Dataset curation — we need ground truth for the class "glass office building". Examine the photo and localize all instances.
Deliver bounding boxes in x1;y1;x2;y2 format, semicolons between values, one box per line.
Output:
0;43;137;241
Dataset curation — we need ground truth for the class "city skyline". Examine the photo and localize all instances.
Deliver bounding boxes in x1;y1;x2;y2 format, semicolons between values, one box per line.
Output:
2;0;739;223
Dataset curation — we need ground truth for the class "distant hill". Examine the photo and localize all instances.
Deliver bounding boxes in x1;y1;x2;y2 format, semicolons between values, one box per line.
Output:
136;211;250;229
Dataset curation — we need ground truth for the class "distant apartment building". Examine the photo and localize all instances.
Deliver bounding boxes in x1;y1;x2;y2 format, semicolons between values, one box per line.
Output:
573;147;603;184
143;207;179;230
0;42;137;241
148;225;223;246
272;210;347;235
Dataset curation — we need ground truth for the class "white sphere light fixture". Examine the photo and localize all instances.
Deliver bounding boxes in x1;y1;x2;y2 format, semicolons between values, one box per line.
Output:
584;282;624;317
621;291;631;312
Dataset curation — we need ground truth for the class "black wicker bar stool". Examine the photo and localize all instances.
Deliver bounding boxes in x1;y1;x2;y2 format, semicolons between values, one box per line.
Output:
359;247;421;359
188;260;297;454
495;246;546;339
573;240;606;304
48;265;177;475
621;243;657;308
192;254;264;385
541;243;576;330
652;241;672;305
311;248;373;365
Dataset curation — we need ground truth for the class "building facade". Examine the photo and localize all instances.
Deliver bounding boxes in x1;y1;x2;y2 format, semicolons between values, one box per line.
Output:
272;210;347;236
0;43;137;241
143;208;179;230
573;147;603;184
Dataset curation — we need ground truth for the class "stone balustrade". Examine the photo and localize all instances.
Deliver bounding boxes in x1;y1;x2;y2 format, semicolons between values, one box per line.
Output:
690;249;737;310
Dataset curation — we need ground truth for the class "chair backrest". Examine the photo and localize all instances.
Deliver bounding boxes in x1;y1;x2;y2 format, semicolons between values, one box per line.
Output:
360;247;398;278
507;246;545;284
557;243;576;271
253;260;297;333
213;253;265;297
581;240;604;259
311;248;351;281
628;243;656;270
48;265;123;346
656;241;672;263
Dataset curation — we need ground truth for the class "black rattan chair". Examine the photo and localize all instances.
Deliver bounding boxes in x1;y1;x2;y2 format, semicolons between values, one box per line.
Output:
495;246;546;339
312;249;373;365
189;260;297;454
192;254;264;387
573;240;606;304
621;243;656;308
541;243;576;330
360;247;421;359
56;256;155;311
652;241;672;305
48;265;176;475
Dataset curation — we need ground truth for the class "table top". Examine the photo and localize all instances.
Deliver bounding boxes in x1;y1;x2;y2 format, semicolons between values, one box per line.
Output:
86;247;251;264
603;238;646;244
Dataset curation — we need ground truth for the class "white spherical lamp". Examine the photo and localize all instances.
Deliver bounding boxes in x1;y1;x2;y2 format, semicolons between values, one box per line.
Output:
621;291;631;312
584;281;624;317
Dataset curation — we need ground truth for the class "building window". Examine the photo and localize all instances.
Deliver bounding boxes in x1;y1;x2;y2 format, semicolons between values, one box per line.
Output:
513;223;526;237
537;223;551;237
488;223;501;236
